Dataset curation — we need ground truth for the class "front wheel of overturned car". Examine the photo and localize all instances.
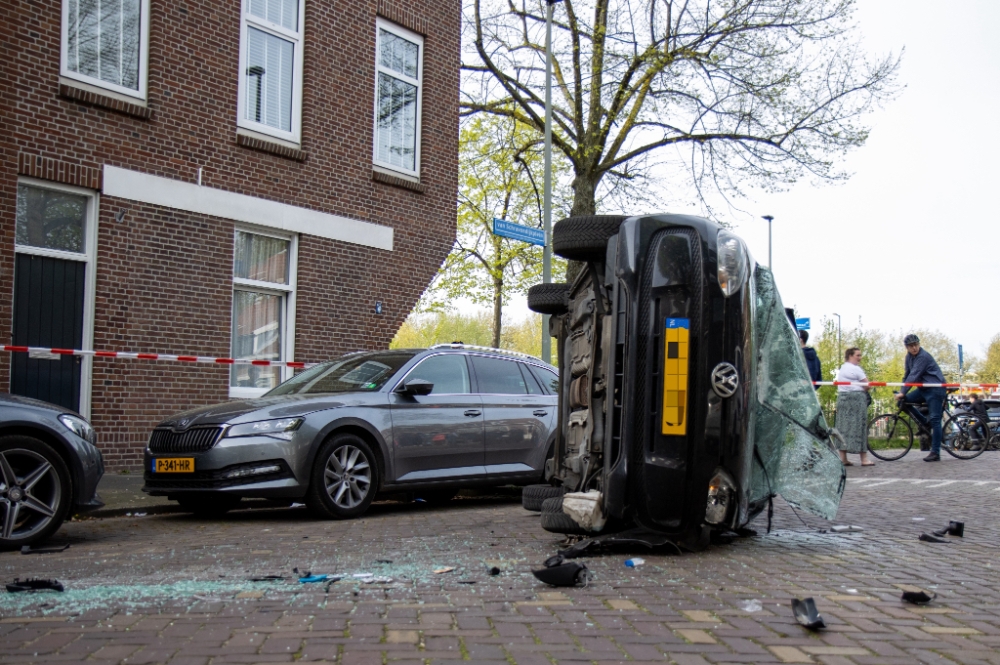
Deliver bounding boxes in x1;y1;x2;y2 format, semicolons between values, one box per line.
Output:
540;496;590;536
552;215;628;262
522;484;565;512
306;434;378;519
527;283;571;316
175;493;242;518
0;436;72;550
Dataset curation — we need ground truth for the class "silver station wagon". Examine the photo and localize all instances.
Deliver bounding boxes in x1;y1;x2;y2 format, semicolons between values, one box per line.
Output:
143;345;559;518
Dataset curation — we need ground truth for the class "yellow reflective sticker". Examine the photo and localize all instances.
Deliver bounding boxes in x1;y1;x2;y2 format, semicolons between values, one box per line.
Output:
662;318;689;435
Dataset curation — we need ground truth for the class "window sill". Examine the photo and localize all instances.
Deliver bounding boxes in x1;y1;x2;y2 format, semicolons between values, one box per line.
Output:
237;134;308;162
59;82;152;120
372;169;426;193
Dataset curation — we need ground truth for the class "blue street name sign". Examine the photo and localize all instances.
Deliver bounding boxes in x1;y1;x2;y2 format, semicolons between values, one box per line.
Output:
492;218;546;246
795;317;810;331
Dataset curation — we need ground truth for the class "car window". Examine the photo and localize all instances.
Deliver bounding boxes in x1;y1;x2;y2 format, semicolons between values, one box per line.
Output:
405;354;471;394
266;352;416;395
527;364;559;395
518;363;543;394
470;355;529;394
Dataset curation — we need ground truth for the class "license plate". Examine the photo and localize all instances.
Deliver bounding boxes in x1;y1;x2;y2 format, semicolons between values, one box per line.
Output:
153;458;195;473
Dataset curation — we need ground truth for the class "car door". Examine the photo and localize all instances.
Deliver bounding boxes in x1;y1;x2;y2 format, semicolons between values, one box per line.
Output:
470;355;554;476
389;353;486;483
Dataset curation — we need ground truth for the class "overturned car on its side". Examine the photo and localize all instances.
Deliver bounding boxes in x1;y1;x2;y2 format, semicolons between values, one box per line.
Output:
524;214;845;550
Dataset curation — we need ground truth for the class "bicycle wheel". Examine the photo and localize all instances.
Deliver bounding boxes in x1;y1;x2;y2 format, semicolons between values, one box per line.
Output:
941;413;988;460
867;414;913;461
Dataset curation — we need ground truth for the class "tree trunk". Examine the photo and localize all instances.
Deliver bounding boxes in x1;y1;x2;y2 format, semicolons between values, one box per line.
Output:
565;169;601;283
492;276;503;349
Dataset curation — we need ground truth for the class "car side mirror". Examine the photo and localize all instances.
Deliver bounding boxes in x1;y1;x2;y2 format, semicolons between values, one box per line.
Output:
398;378;434;396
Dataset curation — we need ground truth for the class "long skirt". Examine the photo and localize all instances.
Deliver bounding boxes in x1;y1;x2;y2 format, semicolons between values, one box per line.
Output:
835;391;869;453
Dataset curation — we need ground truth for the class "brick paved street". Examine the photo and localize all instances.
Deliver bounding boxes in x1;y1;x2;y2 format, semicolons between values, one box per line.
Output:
2;453;998;665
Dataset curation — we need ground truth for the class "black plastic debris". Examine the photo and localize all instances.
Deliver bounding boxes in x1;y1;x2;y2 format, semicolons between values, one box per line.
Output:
559;527;682;559
791;597;826;630
919;533;951;543
487;567;501;576
932;521;964;538
457;580;477;585
532;555;588;587
249;575;286;582
20;544;70;555
901;589;936;604
375;559;393;564
6;578;64;593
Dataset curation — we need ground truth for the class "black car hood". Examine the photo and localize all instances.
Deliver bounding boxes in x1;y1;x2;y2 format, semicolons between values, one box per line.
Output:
0;392;79;416
157;394;376;428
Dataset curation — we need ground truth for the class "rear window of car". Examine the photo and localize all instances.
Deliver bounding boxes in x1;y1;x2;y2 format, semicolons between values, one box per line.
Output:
266;352;416;395
471;355;533;394
527;364;559;395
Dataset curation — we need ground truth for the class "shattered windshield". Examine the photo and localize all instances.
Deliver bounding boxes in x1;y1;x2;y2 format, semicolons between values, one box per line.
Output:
266;352;416;395
748;267;846;520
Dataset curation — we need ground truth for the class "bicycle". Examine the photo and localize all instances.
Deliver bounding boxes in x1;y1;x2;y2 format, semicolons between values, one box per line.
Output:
867;398;989;461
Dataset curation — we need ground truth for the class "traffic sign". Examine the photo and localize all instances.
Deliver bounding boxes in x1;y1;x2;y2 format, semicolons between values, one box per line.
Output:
492;218;545;246
795;317;810;330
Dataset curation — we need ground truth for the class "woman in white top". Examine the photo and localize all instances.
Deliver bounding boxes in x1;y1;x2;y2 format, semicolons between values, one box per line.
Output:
835;347;873;466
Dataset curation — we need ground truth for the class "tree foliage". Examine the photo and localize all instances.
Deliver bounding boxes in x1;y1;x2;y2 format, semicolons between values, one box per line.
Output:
462;0;901;216
427;113;568;347
391;310;548;359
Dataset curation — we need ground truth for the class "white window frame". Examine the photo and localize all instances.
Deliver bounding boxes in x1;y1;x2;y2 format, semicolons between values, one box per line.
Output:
230;226;298;399
373;18;423;178
13;178;100;419
60;0;151;100
236;0;306;145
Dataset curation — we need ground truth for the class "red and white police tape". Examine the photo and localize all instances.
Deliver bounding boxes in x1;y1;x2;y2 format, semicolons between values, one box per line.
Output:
814;381;1000;389
1;345;318;369
2;345;998;389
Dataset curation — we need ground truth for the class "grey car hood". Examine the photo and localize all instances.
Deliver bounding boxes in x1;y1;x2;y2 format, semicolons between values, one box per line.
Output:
158;393;376;428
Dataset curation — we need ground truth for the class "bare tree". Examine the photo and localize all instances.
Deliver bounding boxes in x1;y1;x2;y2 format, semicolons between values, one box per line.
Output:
462;0;901;217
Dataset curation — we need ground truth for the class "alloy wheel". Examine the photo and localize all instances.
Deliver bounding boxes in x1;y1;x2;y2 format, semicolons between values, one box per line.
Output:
323;444;372;509
0;449;62;541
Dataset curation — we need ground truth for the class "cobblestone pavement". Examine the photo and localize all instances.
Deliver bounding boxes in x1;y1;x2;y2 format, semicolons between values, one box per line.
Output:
1;453;998;665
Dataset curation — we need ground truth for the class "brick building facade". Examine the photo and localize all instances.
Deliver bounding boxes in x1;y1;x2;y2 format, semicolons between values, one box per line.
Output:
0;0;460;468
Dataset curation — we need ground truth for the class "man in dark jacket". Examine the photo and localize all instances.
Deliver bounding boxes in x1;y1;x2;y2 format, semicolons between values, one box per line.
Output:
895;334;947;461
799;330;822;390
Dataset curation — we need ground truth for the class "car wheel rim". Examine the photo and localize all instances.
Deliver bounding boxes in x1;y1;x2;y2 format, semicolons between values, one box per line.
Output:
323;444;371;509
0;449;61;542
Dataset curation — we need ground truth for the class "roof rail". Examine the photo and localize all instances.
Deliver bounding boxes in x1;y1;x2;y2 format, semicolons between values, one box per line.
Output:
428;343;546;364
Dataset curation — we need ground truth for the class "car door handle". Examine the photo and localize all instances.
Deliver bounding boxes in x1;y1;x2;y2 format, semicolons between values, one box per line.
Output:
533;410;548;417
464;410;482;417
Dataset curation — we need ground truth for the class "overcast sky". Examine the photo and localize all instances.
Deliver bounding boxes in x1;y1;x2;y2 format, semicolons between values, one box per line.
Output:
498;0;999;357
731;0;1000;356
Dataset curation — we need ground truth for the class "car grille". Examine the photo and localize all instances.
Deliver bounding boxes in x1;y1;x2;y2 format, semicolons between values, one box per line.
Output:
148;427;223;454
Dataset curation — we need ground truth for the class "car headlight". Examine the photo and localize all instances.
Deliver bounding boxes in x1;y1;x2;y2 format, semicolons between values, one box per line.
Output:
59;414;95;444
224;418;303;441
716;230;747;297
705;469;736;526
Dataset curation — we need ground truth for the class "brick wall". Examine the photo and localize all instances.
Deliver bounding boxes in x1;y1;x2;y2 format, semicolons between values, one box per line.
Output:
0;0;460;468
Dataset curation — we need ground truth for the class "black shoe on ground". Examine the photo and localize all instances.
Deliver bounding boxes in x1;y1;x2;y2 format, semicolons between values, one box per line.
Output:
923;453;940;462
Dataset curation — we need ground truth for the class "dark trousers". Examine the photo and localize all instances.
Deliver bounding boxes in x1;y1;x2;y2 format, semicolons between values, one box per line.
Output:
904;388;946;455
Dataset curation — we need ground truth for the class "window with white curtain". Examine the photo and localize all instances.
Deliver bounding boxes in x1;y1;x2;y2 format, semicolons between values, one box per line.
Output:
374;19;422;177
237;0;304;142
61;0;150;98
231;230;297;396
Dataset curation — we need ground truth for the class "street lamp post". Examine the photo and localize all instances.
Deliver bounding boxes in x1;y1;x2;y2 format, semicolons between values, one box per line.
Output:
541;0;562;364
832;312;841;363
762;215;773;270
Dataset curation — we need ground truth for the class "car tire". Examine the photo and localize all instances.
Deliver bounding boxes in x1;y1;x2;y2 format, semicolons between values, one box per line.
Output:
527;283;571;316
0;435;72;550
552;215;628;262
306;433;379;520
522;484;565;511
539;496;589;535
175;493;242;518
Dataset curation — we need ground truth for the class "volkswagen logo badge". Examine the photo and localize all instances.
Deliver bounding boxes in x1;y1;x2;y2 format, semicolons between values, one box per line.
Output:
711;362;739;398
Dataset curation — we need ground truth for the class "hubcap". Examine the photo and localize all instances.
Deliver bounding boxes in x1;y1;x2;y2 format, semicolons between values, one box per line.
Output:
0;449;61;542
323;445;372;509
